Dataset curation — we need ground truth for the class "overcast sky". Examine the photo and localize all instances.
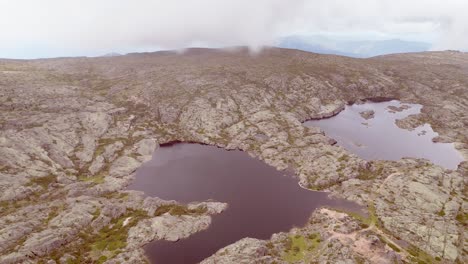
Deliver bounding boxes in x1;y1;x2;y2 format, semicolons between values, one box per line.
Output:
0;0;467;59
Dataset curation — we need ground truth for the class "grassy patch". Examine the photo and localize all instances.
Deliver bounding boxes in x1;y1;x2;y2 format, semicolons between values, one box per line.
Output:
101;192;129;200
437;209;445;217
455;212;467;224
406;244;438;264
368;203;379;226
0;200;9;209
354;256;366;264
283;235;307;263
309;179;343;191
0;165;13;173
376;234;401;252
154;204;208;216
92;208;101;221
356;165;383;181
96;256;108;264
94;137;125;156
48;209;149;263
337;154;349;162
266;242;275;249
91;210;147;255
45;205;63;225
282;233;321;263
78;174;105;185
333;202;378;228
386;241;401;252
27;174;57;189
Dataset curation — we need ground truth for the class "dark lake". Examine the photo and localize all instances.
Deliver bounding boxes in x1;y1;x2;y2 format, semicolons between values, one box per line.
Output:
129;143;362;263
304;100;463;170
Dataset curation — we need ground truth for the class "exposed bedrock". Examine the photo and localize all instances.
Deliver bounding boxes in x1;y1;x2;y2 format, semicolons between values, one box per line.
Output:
0;48;466;263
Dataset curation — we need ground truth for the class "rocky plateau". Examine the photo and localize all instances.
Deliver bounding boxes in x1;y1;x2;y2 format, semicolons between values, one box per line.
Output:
0;48;466;263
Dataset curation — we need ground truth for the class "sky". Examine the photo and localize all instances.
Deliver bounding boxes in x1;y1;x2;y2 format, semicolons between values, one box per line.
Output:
0;0;467;59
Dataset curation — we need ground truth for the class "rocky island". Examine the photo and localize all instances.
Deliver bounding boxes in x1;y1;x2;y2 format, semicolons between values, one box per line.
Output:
359;110;375;120
0;48;466;263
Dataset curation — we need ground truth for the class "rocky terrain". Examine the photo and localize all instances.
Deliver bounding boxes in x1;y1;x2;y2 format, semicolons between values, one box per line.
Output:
0;47;466;263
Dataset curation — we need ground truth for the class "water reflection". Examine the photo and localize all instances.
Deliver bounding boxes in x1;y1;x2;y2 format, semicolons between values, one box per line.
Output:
129;143;362;263
304;100;463;169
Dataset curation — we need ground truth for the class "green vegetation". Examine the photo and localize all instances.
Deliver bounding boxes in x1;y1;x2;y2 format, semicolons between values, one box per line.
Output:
386;241;401;252
437;208;445;217
27;174;57;189
46;209;149;263
97;137;126;148
308;179;343;191
337;154;349;162
45;205;63;225
97;256;108;264
0;198;45;218
335;203;378;227
83;136;130;182
0;200;9;209
356;166;383;180
101;192;129;200
287;132;295;145
196;127;206;135
91;210;147;257
377;234;401;252
455;212;467;224
336;163;346;177
283;235;307;263
282;233;321;263
266;242;275;249
354;256;366;264
0;164;12;173
154;204;208;216
406;244;438;264
368;203;379;226
91;208;101;221
78;174;105;185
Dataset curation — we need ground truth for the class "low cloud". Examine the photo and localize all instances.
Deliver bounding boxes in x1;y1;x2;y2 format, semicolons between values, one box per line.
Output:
0;0;306;53
0;0;466;58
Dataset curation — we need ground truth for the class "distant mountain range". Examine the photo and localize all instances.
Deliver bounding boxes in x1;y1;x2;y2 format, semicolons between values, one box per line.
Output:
98;37;432;59
277;35;432;58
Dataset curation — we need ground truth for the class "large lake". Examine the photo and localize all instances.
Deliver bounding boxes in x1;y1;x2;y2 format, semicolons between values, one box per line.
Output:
129;143;362;263
128;100;463;263
304;100;463;170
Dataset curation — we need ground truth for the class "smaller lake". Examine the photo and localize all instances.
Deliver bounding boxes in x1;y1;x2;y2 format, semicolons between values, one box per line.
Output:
304;100;463;169
129;143;362;263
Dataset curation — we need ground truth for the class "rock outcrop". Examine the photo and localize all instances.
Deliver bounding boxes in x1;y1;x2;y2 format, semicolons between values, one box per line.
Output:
360;110;375;120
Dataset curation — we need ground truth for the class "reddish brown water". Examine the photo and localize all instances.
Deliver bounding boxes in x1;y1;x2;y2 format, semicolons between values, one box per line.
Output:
304;100;463;169
129;143;362;264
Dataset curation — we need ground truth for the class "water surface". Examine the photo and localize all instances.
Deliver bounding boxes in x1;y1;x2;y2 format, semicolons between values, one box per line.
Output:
304;100;463;169
129;143;361;263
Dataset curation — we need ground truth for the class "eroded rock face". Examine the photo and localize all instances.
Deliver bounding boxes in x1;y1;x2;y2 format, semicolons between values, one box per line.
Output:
0;48;466;263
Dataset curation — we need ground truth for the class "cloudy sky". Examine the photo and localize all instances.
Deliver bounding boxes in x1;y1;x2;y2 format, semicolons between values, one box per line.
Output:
0;0;467;58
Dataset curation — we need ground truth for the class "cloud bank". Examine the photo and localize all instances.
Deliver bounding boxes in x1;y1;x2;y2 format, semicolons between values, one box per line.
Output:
0;0;466;58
